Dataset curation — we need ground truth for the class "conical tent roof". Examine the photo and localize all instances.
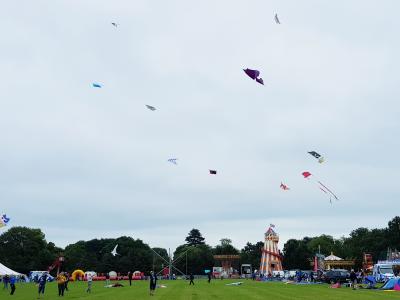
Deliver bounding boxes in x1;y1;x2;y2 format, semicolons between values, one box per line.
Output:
325;252;343;261
0;262;22;276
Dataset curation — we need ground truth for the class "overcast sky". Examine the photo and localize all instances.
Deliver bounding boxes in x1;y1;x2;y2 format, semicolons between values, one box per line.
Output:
1;0;399;253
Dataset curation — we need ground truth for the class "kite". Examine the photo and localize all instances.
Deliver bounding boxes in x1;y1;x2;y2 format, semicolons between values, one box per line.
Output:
280;182;290;191
0;214;10;228
243;68;264;85
209;170;217;175
226;282;243;286
302;171;339;203
168;158;177;165
146;105;156;111
92;83;102;88
274;13;281;24
317;181;339;201
111;22;119;27
111;244;119;256
308;151;325;163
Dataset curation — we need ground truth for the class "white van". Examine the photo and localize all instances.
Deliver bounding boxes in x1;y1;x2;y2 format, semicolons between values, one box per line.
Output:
373;264;395;282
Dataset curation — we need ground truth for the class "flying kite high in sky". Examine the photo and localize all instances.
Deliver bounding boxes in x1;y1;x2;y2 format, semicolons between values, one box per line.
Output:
243;68;264;85
111;22;118;27
168;158;177;165
209;170;217;175
308;151;325;163
274;13;281;24
145;105;156;111
92;83;102;88
280;182;290;190
111;244;119;256
0;214;10;228
302;171;338;204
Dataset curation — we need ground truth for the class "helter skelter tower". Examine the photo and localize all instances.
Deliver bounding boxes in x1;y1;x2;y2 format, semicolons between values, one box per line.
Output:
259;225;283;275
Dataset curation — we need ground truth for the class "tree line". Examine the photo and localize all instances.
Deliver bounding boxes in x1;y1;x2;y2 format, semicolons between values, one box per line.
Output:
282;216;400;270
0;216;398;275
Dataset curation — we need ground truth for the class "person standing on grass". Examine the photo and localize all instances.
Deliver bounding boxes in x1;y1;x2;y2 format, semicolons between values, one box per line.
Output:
350;269;357;290
86;273;94;293
64;272;69;292
128;271;133;286
57;272;66;296
9;275;16;295
189;273;194;285
3;274;9;290
149;271;157;296
207;272;212;283
105;272;110;286
37;272;48;299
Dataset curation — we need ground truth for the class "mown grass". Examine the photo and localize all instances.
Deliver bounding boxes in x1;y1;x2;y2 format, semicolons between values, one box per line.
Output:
1;279;398;300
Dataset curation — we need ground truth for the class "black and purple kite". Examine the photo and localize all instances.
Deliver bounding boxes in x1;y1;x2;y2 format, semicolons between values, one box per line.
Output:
209;170;217;175
243;68;264;85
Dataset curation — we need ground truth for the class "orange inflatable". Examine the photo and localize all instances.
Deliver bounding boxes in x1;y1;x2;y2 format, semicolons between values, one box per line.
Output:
71;270;85;281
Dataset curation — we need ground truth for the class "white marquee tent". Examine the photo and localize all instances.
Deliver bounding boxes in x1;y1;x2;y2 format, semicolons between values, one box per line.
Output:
0;262;22;276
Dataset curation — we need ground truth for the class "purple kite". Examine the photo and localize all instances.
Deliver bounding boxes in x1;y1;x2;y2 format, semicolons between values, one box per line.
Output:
243;68;264;85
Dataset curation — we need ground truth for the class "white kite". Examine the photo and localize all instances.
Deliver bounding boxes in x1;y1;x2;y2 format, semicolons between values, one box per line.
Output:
226;282;243;286
111;244;119;256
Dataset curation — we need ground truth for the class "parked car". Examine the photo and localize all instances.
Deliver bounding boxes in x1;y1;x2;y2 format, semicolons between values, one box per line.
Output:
322;269;350;283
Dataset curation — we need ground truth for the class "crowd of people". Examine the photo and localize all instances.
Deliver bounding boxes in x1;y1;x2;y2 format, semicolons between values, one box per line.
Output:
1;270;177;297
1;275;18;295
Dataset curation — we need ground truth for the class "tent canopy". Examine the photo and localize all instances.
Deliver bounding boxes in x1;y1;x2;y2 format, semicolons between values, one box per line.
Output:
0;263;22;276
381;278;400;290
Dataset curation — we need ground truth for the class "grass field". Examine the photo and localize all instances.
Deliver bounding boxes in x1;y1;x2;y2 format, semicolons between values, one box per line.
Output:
1;279;398;300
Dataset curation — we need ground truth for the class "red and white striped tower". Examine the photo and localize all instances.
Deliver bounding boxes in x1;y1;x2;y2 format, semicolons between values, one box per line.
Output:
259;225;283;275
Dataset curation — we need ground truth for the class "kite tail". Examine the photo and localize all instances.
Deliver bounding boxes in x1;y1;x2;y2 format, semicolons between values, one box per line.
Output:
318;181;339;200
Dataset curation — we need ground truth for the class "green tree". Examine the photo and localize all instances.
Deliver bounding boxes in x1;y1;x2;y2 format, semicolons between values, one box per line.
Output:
0;227;58;274
173;244;214;275
64;236;153;274
151;247;169;273
240;241;263;271
387;216;400;249
342;227;388;267
185;229;205;246
282;238;312;270
307;235;346;258
213;238;239;255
